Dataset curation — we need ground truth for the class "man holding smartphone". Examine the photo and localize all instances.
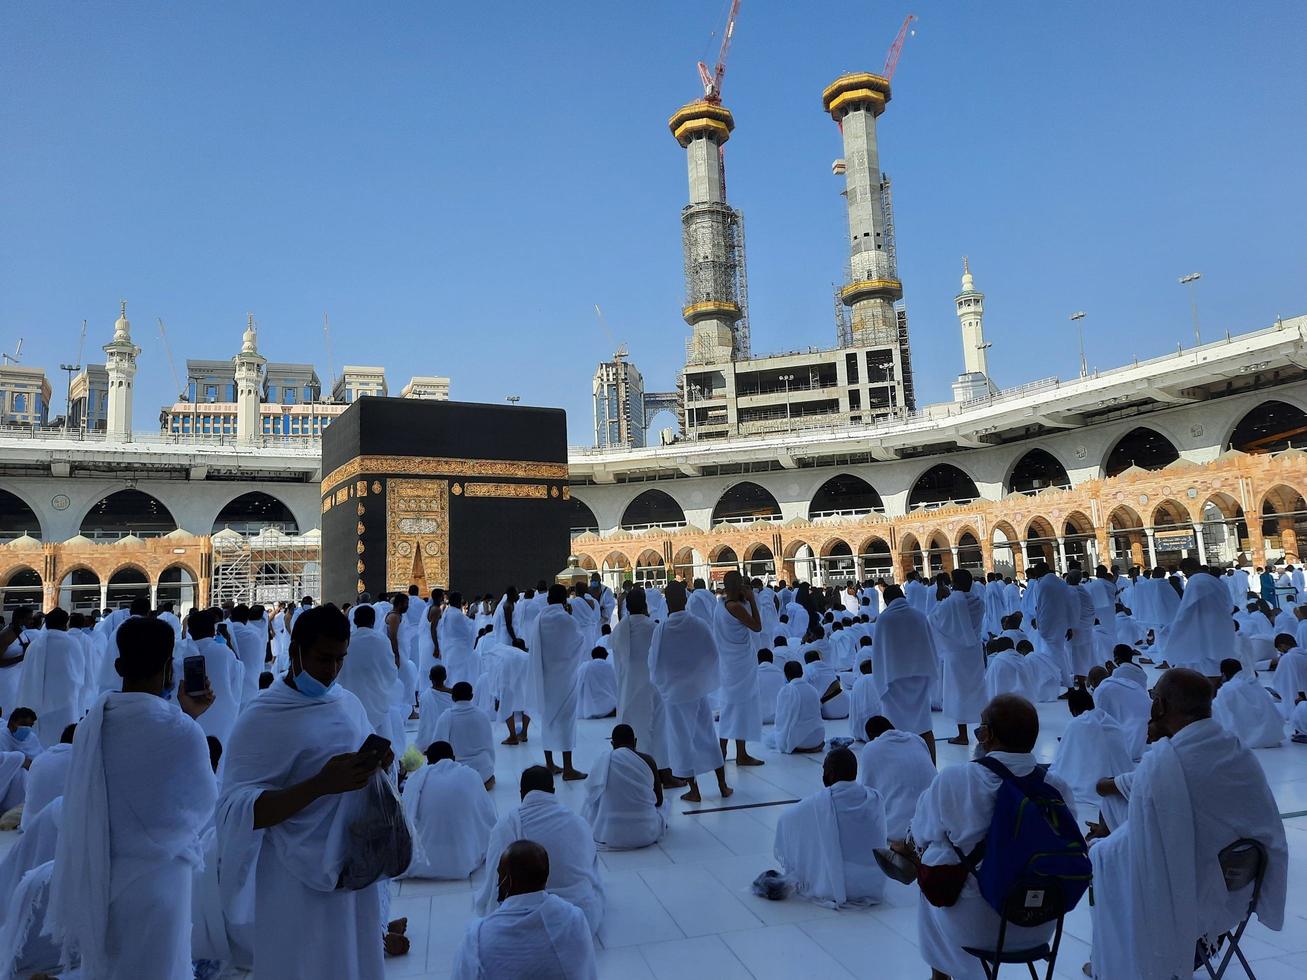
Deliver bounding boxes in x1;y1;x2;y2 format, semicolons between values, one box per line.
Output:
218;605;400;979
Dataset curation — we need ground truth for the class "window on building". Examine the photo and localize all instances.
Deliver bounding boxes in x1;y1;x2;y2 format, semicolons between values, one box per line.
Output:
284;388;296;405
12;393;28;413
205;385;218;402
303;386;313;402
267;385;278;402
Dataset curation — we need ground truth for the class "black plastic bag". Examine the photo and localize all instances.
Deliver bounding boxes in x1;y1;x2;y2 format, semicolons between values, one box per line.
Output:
337;769;413;890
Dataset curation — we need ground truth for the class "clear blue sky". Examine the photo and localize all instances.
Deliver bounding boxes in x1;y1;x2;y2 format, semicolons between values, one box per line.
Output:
3;1;1304;442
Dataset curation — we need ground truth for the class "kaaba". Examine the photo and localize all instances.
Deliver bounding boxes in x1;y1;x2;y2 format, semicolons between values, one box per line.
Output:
320;398;571;605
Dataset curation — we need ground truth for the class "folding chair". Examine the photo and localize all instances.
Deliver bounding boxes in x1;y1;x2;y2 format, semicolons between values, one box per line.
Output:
1198;838;1267;980
962;883;1067;980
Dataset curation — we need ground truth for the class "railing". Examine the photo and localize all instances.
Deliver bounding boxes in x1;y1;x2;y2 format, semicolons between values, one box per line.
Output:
714;514;780;525
0;426;322;454
619;521;689;532
810;507;885;519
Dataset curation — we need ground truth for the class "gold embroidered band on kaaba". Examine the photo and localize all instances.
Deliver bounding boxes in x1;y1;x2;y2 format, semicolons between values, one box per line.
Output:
322;454;568;498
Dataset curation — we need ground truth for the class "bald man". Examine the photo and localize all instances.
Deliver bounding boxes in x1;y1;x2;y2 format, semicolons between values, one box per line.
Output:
1090;668;1288;980
453;840;596;979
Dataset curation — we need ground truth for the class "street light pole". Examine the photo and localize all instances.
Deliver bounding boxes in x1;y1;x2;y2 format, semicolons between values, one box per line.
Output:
1178;272;1202;346
779;374;794;430
1069;312;1087;378
59;363;80;434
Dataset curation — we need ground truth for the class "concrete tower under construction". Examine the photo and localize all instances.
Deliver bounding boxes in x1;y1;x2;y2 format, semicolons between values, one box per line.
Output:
824;72;915;410
669;100;749;365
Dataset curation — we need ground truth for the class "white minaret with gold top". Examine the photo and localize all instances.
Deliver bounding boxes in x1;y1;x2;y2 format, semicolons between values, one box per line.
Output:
234;313;266;443
951;257;996;401
104;301;140;442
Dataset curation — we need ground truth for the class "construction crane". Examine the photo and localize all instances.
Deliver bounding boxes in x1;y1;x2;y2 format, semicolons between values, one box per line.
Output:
697;0;742;104
883;13;917;81
157;318;184;400
1;339;22;365
593;305;627;360
323;312;337;394
75;319;87;367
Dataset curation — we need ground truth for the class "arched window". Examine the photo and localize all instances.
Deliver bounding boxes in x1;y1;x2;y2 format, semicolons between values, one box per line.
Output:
82;490;177;540
106;567;150;605
1;568;42;613
1228;400;1307;454
1103;427;1179;477
1008;449;1071;495
908;464;980;510
0;489;41;540
213;492;299;536
809;474;884;518
711;482;782;524
567;496;599;534
620;489;687;530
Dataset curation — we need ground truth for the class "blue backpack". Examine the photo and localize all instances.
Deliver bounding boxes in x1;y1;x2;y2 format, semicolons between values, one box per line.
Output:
966;756;1092;926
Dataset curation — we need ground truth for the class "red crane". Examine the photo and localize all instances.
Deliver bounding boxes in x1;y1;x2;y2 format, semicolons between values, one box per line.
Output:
697;0;742;104
883;13;916;82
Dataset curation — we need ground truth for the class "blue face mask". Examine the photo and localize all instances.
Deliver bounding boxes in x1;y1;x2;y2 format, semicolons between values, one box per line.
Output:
13;726;34;742
294;656;333;698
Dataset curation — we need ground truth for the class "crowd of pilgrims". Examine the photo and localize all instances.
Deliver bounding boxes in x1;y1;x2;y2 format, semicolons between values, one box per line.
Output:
0;555;1299;979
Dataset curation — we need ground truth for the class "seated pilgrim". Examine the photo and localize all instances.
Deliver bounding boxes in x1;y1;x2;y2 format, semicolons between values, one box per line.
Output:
857;716;936;844
432;681;496;789
453;839;597;980
767;661;826;754
756;649;785;724
0;796;61;941
581;723;666;850
1090;669;1288;980
848;657;884;741
0;859;60;978
576;647;618;719
1270;633;1307;719
774;746;887;908
804;648;848;719
982;637;1033;702
1019;638;1064;703
19;722;75;831
1292;693;1307;740
476;766;605;935
0;747;27;814
1093;646;1152;760
401;740;497;879
910;695;1075;980
416;663;454;754
0;707;42;764
1212;658;1284;748
1048;683;1133;829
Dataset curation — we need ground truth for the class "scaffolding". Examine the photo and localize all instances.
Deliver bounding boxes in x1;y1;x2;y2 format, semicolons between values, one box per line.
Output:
211;526;322;607
681;202;750;363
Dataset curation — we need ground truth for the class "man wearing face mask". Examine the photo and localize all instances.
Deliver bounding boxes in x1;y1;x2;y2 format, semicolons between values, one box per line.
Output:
0;706;43;762
217;604;398;979
48;615;215;980
453;838;597;979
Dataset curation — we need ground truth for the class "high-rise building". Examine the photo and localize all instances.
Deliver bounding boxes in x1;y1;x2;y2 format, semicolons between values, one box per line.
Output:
593;351;646;448
400;376;451;401
0;365;51;428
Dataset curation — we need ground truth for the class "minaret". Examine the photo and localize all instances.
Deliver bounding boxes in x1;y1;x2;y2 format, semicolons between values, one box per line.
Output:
669;100;744;364
234;313;266;443
823;72;902;344
951;257;995;402
103;301;140;442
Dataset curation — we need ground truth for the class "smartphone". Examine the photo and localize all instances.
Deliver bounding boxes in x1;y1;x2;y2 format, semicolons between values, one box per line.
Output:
182;655;208;697
357;733;391;765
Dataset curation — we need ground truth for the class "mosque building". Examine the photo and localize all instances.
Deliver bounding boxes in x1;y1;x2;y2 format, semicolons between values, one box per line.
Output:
3;65;1306;611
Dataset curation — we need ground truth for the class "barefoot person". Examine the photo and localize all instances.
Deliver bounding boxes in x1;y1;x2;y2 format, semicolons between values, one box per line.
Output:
526;585;588;781
713;570;766;767
648;581;732;803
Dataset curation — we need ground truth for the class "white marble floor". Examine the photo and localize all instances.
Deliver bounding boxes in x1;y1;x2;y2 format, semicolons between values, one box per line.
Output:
5;668;1306;979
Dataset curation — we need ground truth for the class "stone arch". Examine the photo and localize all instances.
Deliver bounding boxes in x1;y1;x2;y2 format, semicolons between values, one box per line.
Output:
857;535;894;579
80;489;178;540
1150;498;1191;529
1201;493;1248;567
1062;510;1096;567
924;531;953;575
57;566;102;613
620;489;687;530
908;464;980;511
743;542;775;579
1007;448;1072;495
157;563;200;614
0;486;46;540
1259;484;1307;562
1227;399;1307;454
990;520;1019;575
808;473;884;518
633;548;667;588
600;550;632;589
106;564;150;606
783;538;816;583
671;546;699;581
211;490;301;536
1;565;43;613
818;538;855;586
1024;516;1057;566
955;530;983;570
1103;427;1180;477
577;553;598;571
819;537;852;558
712;482;782;525
567;496;600;534
1108;505;1146;568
